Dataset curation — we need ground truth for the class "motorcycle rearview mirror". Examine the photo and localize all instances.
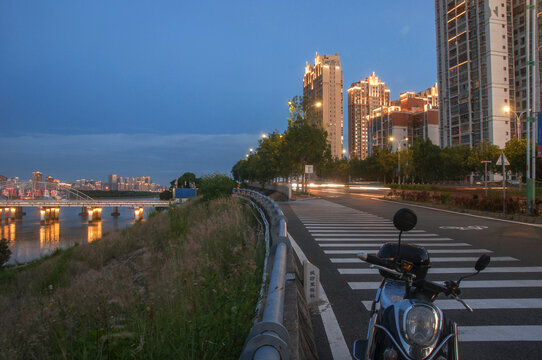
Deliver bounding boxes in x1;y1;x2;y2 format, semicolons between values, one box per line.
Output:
475;254;491;272
457;254;491;285
393;208;417;232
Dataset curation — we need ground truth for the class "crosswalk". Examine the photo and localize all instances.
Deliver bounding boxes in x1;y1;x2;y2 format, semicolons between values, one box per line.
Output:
289;199;542;348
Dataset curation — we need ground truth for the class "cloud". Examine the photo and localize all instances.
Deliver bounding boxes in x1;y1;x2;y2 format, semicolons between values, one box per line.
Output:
0;133;259;184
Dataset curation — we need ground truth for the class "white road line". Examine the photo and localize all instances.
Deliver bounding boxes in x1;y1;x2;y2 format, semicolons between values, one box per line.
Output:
306;226;396;229
310;229;426;233
373;197;542;228
287;233;351;359
315;237;453;242
319;243;471;248
330;256;518;263
325;249;491;255
312;234;442;237
351;280;542;290
339;267;542;275
361;299;542;311
459;325;542;342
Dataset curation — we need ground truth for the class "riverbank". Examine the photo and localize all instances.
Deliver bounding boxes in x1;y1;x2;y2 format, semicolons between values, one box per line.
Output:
0;197;264;359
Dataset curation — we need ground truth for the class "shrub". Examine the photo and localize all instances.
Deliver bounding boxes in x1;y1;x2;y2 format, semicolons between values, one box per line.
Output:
0;239;11;268
198;173;237;200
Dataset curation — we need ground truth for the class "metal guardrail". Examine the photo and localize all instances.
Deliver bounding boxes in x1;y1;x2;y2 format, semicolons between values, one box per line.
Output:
234;189;291;360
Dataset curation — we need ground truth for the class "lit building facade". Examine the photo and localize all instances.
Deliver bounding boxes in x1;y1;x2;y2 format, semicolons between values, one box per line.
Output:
303;52;344;158
348;72;391;159
435;0;541;148
369;87;440;154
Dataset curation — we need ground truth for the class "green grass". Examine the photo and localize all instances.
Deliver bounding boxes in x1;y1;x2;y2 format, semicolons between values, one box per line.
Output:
0;197;264;359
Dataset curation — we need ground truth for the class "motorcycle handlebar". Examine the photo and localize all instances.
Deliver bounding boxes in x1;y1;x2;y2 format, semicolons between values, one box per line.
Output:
357;252;396;269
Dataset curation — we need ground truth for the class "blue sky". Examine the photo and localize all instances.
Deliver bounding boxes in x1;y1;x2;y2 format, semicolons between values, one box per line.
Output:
0;0;436;185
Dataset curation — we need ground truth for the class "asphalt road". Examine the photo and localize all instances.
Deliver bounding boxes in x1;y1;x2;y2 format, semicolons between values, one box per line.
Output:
281;187;542;360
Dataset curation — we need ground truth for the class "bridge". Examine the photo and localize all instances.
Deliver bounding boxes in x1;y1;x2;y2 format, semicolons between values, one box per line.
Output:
1;180;170;223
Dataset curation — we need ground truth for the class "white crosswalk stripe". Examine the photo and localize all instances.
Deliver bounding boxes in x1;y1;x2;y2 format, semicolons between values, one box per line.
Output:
290;198;542;346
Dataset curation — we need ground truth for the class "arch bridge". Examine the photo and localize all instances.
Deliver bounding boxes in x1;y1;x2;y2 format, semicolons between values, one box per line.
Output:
0;180;169;223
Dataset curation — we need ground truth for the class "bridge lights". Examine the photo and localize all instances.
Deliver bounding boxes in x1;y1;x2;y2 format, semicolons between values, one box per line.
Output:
134;207;144;221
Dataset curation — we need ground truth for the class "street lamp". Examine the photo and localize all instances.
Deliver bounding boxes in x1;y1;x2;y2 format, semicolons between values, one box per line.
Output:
504;106;526;140
389;137;409;184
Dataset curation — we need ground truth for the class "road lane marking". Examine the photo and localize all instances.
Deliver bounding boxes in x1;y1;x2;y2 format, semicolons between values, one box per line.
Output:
310;229;426;233
319;242;471;248
339;267;542;275
439;225;488;231
373;198;542;228
287;233;351;359
305;226;396;229
330;256;518;263
459;325;542;341
325;249;491;255
361;299;542;311
351;280;542;290
315;237;453;241
312;233;442;237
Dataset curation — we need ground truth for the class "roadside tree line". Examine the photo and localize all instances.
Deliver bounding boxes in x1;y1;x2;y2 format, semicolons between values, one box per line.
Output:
232;95;541;185
232;96;331;190
319;138;541;184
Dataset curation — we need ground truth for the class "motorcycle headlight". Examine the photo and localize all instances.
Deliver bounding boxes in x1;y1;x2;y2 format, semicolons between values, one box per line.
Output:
404;304;439;346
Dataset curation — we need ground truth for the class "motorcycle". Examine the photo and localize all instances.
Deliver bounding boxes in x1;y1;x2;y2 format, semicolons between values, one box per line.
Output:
353;208;491;360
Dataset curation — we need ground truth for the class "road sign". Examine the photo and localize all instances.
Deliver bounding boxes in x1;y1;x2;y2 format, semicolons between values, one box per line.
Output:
305;165;314;174
496;152;510;166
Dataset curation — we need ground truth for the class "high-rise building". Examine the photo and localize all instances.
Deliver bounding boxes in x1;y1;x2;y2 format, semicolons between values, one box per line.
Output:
108;174;118;191
348;72;391;159
303;52;344;158
32;171;43;189
368;86;440;154
435;0;541;148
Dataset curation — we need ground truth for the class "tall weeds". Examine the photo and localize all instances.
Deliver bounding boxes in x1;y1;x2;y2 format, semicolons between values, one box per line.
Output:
0;197;264;359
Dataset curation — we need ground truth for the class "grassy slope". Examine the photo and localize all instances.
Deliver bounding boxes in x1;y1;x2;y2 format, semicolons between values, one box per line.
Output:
0;197;264;359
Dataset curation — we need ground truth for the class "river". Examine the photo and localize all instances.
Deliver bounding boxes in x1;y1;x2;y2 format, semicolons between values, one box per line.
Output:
1;201;157;265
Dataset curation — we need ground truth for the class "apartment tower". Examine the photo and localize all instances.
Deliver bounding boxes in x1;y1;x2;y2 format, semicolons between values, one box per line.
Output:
348;72;391;159
303;52;344;158
435;0;541;148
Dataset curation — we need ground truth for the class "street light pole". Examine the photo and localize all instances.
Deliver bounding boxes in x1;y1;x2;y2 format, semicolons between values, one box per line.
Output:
389;137;409;184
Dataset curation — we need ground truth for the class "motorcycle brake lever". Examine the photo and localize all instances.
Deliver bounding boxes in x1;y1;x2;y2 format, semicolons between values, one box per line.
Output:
452;294;473;312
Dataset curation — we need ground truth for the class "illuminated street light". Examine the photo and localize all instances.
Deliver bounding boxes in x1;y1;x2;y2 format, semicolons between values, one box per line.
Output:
503;105;525;140
315;101;322;108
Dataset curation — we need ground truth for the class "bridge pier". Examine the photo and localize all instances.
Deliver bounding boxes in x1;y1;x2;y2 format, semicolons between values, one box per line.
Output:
40;207;60;224
111;206;120;217
9;207;16;221
79;207;88;217
134;207;144;221
88;207;102;223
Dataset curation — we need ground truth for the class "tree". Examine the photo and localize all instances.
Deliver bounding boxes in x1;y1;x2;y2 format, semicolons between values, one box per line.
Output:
504;138;527;180
411;138;442;183
441;145;473;181
467;141;501;175
177;172;197;188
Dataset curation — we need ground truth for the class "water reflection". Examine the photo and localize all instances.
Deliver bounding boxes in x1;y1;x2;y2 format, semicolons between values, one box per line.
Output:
40;221;60;248
2;205;153;264
1;222;16;242
88;221;102;243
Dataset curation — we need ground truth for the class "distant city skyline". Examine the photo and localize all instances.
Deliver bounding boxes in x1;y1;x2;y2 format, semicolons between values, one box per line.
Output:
1;170;165;191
